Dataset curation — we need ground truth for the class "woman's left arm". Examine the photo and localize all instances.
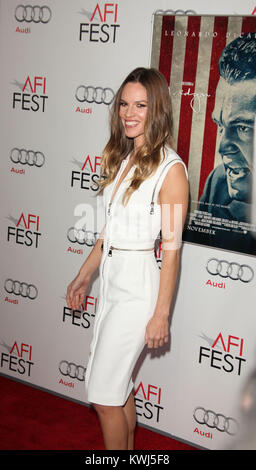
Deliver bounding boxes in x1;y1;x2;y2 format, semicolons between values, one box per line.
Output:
145;162;189;349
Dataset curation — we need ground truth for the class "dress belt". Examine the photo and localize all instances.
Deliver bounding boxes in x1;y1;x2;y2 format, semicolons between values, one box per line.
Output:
101;241;155;254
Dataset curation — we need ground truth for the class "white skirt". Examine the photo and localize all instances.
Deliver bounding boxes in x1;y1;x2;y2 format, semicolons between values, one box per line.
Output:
85;245;160;406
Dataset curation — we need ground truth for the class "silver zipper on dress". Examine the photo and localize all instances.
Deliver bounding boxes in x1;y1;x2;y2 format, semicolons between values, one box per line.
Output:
150;159;181;215
107;202;112;216
108;245;154;257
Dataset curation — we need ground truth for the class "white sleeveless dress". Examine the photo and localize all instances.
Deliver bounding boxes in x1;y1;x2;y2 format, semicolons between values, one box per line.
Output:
85;146;188;406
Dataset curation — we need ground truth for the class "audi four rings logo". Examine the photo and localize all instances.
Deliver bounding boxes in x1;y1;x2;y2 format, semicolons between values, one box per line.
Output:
193;407;239;436
67;228;98;246
15;5;52;23
75;86;115;105
206;258;254;283
4;279;38;300
59;360;86;381
10;148;45;167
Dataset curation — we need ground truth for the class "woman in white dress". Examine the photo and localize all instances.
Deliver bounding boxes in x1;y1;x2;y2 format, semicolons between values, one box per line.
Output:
66;67;189;450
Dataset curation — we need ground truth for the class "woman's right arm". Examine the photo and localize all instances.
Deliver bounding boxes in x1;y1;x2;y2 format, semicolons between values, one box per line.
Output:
66;225;105;310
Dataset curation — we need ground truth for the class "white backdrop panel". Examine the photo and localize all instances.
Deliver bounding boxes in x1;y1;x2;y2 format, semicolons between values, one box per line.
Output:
1;0;256;450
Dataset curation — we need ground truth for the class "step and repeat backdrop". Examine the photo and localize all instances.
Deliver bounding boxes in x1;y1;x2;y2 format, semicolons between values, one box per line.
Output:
1;0;256;450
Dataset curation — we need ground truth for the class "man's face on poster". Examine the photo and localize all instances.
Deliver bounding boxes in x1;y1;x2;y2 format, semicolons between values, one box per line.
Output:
212;77;256;202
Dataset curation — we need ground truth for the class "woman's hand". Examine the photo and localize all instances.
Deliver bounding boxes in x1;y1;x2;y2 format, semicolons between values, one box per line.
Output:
66;272;91;311
145;314;169;349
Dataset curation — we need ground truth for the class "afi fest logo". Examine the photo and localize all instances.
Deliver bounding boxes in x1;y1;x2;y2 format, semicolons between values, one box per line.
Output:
154;239;164;270
62;295;97;329
70;154;102;190
79;2;120;43
134;381;164;423
12;76;48;112
0;341;34;377
198;331;246;376
7;212;41;248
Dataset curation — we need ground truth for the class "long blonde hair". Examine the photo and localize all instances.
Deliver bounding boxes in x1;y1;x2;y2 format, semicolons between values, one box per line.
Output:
98;67;174;206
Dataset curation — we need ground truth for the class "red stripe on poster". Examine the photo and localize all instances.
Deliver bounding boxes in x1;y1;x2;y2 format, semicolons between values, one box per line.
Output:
241;16;256;34
198;16;228;200
158;15;175;85
176;16;201;167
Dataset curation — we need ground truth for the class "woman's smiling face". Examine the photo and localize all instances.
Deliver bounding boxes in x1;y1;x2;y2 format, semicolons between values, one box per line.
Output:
119;82;148;149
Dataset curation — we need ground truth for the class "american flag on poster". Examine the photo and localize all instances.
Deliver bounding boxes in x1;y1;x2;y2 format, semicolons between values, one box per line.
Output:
151;15;256;256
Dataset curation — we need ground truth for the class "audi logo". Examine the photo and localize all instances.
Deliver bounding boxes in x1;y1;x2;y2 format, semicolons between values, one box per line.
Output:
15;5;52;23
67;228;98;246
75;86;115;105
154;9;196;15
206;258;254;283
4;279;38;300
10;148;45;167
193;407;239;436
59;360;86;382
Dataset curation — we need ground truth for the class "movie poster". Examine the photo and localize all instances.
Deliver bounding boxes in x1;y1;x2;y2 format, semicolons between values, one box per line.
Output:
151;15;256;256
